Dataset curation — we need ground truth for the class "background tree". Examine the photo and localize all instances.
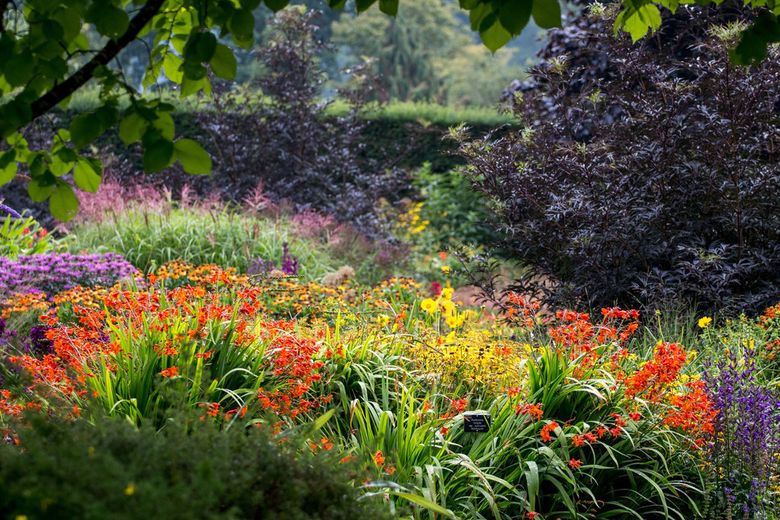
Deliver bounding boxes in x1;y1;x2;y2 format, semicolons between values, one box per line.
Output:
460;3;780;313
331;0;534;105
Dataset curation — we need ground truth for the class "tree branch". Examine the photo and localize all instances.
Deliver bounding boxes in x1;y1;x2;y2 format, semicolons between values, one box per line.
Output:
28;0;165;123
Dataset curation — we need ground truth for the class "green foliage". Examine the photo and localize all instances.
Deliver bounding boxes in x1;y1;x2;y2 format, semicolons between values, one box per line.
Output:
0;214;53;257
613;0;779;62
64;208;337;279
0;413;388;520
331;0;528;105
411;163;498;250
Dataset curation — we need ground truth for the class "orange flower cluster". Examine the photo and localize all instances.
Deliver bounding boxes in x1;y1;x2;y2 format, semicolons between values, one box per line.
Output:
663;380;716;445
3;272;340;425
1;292;50;318
255;330;332;420
545;307;640;376
623;342;687;400
540;421;559;442
505;293;541;327
515;402;544;421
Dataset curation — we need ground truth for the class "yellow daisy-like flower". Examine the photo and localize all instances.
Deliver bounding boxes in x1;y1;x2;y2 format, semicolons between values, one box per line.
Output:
698;316;712;329
421;298;438;314
441;287;454;300
441;266;451;275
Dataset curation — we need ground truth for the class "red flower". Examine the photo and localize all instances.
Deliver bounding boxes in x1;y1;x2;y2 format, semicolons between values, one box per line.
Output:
373;450;385;467
628;412;641;421
160;366;179;377
568;458;583;470
540;421;559;443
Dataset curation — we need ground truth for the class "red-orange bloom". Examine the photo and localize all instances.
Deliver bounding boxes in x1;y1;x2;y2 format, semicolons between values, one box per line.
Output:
373;450;385;466
568;458;583;470
540;421;559;443
160;366;179;377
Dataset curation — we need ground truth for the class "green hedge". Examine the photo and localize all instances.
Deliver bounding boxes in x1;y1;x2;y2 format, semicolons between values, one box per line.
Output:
0;413;389;520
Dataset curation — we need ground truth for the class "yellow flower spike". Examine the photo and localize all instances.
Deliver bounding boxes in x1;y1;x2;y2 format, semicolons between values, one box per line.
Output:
697;316;712;329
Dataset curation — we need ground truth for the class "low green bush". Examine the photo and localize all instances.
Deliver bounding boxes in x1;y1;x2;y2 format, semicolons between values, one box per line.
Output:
0;413;389;520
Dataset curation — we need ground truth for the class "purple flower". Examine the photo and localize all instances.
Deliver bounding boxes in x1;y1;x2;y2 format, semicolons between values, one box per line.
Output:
0;203;22;219
0;253;140;298
704;346;780;515
281;242;299;276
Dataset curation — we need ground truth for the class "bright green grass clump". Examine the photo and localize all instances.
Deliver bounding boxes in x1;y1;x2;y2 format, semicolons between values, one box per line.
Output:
64;209;337;280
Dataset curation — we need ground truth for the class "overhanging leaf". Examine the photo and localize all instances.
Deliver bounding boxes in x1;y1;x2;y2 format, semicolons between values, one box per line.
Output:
210;44;237;80
73;157;102;193
49;182;79;221
532;0;562;30
174;138;212;175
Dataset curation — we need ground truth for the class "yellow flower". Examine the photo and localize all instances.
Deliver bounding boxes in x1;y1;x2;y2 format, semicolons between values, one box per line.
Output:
441;266;451;275
440;300;456;317
376;315;391;327
441;287;454;300
698;316;712;329
124;483;136;496
421;298;438;314
16;516;28;520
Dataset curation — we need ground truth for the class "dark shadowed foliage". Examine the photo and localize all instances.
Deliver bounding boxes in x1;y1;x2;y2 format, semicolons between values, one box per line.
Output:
0;412;390;520
460;4;780;314
194;9;407;233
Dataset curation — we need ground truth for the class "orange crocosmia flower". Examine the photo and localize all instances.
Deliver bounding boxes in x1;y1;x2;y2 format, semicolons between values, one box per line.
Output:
440;426;450;436
372;450;385;466
320;437;334;451
506;387;521;398
160;366;179;378
568;458;583;470
540;421;559;443
571;434;585;447
385;464;396;475
195;351;213;360
628;412;642;421
526;512;540;519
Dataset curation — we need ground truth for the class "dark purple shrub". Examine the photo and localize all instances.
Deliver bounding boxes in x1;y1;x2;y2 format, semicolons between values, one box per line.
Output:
461;5;780;313
703;347;780;517
0;253;139;298
185;8;407;234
